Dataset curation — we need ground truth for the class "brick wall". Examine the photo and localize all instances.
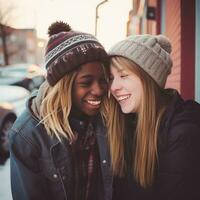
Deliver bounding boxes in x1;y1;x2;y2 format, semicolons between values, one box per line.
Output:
164;0;181;92
164;0;195;99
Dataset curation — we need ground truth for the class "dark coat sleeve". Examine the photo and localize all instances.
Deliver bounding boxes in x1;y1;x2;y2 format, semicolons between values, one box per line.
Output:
9;129;48;200
156;121;200;200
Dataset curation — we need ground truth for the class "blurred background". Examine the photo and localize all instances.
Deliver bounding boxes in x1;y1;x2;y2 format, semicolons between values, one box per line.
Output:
0;0;200;199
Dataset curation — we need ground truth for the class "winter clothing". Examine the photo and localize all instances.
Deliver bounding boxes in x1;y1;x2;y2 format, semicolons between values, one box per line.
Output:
9;21;111;200
69;119;101;200
9;91;112;200
112;90;200;200
108;34;173;88
45;22;108;86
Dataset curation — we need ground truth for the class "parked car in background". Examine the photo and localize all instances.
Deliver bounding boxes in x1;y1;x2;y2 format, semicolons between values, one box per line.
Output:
0;104;16;164
0;63;46;91
0;85;30;164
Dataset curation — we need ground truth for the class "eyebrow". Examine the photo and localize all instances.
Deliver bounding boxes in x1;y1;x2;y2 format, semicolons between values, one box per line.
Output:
118;69;127;73
78;75;93;79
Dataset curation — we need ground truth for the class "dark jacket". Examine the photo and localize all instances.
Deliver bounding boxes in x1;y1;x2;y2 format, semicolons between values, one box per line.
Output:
9;92;112;200
113;90;200;200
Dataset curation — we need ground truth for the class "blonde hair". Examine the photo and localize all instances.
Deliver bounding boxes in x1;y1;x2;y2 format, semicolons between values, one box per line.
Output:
108;56;169;188
40;65;109;142
40;72;77;141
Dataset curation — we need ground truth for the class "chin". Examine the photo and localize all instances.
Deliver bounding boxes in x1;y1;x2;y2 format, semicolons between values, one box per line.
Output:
120;107;132;114
85;110;99;117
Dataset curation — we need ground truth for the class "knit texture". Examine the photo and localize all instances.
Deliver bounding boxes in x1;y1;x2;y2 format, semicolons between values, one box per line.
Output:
45;22;108;86
108;34;173;88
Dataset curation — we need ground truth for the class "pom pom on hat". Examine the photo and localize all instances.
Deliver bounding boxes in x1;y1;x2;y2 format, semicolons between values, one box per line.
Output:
48;21;71;36
156;34;172;54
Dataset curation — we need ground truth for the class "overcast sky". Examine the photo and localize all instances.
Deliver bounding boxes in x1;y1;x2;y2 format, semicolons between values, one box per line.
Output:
1;0;132;49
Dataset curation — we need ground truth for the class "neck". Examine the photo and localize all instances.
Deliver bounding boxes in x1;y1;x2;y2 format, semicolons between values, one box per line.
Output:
69;108;90;122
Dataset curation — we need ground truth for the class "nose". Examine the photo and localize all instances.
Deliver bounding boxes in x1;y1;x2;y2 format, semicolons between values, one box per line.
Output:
90;82;106;97
110;78;122;94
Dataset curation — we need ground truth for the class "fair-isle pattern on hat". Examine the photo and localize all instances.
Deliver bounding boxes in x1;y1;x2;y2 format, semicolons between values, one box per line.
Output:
45;34;99;67
45;22;108;86
108;34;173;88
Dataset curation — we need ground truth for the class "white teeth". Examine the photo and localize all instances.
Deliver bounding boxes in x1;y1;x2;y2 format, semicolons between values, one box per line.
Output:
87;100;101;105
117;95;130;102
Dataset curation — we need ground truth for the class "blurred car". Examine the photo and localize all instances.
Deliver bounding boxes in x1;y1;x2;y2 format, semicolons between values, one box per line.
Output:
0;104;17;164
0;85;30;164
0;63;46;91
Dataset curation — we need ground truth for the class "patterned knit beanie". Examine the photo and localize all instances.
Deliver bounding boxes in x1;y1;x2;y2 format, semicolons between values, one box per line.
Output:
45;21;109;86
108;34;173;88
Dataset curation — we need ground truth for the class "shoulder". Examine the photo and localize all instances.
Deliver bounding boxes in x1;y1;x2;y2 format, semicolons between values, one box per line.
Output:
9;108;50;161
173;99;200;124
158;98;200;173
169;99;200;131
163;90;200;131
10;109;42;145
163;98;200;149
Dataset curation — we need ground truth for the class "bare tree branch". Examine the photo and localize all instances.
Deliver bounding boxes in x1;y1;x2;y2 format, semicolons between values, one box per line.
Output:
0;0;17;65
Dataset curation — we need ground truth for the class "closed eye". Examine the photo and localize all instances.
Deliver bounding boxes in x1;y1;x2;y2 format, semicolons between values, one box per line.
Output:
121;74;128;79
78;81;92;87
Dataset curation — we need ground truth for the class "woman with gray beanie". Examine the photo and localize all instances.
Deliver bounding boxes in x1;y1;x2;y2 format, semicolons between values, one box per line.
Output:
107;34;200;200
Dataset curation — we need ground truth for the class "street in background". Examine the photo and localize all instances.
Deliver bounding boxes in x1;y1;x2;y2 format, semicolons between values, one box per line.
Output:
0;63;46;91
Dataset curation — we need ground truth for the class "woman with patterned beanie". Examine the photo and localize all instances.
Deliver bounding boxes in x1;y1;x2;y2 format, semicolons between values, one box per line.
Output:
9;21;112;200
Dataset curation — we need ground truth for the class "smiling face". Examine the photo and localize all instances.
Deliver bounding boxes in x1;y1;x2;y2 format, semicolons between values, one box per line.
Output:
110;62;143;114
71;61;108;118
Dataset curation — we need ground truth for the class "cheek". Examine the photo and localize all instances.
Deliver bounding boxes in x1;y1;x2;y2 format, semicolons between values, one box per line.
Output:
72;87;82;105
71;89;77;101
134;87;143;108
109;82;114;90
72;90;84;102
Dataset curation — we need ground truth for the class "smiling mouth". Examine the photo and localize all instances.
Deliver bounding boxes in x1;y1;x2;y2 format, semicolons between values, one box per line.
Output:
117;95;131;102
86;100;101;106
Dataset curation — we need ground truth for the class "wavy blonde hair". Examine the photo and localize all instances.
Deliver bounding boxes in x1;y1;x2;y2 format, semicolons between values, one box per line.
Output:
40;72;77;141
108;56;169;188
40;65;109;142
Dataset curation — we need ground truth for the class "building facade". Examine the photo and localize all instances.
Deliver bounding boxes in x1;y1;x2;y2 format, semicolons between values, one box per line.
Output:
0;25;46;66
127;0;200;102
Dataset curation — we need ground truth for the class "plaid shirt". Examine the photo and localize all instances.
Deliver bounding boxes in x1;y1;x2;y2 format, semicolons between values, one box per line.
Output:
70;119;101;200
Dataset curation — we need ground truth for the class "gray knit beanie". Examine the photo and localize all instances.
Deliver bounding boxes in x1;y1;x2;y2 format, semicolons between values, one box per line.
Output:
108;34;173;88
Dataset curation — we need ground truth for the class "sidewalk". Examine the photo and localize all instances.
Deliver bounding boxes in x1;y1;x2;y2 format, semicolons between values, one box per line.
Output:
0;159;12;200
